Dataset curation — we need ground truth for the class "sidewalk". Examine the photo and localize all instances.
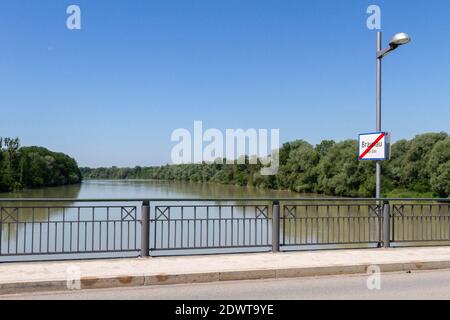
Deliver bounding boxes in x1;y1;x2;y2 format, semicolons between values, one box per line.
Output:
2;247;450;294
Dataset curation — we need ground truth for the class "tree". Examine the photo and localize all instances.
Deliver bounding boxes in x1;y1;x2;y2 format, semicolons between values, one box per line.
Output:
316;140;336;157
277;141;319;193
428;137;450;197
386;132;448;193
316;140;374;197
0;139;82;192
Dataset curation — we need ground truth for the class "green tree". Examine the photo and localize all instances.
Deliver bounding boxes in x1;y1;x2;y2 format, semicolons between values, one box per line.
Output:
428;137;450;197
277;141;319;193
316;140;374;197
0;139;82;192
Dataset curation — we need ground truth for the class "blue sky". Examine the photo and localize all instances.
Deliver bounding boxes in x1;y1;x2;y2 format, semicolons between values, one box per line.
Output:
0;0;449;167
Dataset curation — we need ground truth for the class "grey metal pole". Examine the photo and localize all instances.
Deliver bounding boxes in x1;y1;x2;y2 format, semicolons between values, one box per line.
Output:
141;200;150;257
382;202;391;248
376;32;382;200
272;201;280;253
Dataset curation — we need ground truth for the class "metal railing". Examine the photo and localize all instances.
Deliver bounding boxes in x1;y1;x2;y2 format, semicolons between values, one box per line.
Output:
0;198;449;262
390;203;450;245
280;203;382;249
150;203;272;255
0;204;139;260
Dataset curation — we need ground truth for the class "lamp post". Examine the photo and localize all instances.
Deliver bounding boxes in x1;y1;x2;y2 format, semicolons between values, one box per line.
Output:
375;31;411;199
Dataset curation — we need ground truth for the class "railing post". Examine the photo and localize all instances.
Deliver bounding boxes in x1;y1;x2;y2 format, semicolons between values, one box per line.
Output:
376;202;382;248
272;201;280;253
141;200;150;257
382;201;391;248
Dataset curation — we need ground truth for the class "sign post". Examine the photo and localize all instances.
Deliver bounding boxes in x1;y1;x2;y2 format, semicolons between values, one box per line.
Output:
359;131;391;248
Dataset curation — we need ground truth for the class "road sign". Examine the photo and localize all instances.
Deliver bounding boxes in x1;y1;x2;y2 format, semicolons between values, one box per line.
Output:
358;132;390;161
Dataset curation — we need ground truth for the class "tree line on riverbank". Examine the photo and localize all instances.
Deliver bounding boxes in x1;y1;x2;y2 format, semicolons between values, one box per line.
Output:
0;137;82;192
81;132;450;198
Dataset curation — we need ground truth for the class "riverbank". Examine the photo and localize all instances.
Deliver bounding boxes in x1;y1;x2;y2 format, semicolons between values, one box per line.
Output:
2;247;450;295
384;189;438;199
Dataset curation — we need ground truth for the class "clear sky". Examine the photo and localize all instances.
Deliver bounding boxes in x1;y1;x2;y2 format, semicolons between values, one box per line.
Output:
0;0;449;167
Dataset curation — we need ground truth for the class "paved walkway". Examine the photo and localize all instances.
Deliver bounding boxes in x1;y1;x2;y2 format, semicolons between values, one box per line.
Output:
2;247;450;294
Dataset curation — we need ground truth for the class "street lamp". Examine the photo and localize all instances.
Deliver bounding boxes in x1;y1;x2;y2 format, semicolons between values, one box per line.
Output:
375;31;411;199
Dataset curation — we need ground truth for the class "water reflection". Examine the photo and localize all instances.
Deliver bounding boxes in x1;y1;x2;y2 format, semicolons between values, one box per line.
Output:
0;183;82;200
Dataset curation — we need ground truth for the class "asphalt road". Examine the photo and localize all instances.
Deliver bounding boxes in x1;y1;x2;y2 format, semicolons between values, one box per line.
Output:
2;269;450;300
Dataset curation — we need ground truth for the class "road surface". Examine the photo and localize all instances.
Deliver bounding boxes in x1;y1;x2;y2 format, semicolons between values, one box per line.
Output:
2;269;450;300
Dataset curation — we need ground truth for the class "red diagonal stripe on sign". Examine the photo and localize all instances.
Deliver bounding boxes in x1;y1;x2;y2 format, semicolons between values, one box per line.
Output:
359;133;385;160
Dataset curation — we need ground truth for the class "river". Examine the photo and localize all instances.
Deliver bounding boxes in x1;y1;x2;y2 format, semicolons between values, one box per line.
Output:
0;180;300;200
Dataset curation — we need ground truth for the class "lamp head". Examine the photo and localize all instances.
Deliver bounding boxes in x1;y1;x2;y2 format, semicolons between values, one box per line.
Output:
389;33;411;48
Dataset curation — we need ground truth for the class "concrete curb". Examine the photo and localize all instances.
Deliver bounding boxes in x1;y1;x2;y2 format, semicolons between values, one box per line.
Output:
2;260;450;295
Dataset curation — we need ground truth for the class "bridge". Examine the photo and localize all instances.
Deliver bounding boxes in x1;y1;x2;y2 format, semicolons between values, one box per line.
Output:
1;197;450;296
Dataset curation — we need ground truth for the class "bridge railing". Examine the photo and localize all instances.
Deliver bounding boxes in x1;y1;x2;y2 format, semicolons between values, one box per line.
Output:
280;202;382;250
149;202;272;255
0;203;140;260
0;198;449;262
390;203;450;246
